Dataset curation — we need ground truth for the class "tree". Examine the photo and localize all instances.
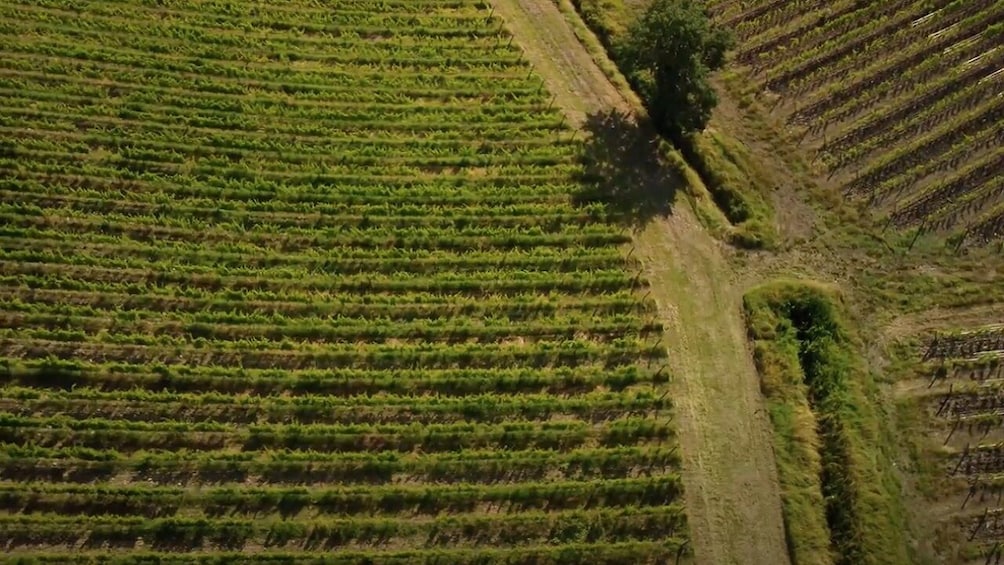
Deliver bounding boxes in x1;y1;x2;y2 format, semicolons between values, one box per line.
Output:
618;0;734;143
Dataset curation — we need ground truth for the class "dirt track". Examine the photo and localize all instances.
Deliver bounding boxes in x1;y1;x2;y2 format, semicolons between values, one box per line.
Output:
491;1;792;563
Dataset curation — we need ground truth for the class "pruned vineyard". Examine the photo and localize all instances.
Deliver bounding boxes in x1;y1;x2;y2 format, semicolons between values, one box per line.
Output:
926;327;1004;361
0;0;687;562
920;325;1004;561
708;0;1004;243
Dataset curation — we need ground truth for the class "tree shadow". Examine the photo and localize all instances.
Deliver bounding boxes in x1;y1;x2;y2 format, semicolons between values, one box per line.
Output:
573;110;684;230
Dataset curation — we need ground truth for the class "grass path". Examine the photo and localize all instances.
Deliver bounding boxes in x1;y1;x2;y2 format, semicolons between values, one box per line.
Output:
491;0;791;562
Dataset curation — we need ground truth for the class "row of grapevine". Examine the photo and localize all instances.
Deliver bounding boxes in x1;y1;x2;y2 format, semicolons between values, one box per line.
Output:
0;0;686;561
910;329;1004;559
710;0;1004;240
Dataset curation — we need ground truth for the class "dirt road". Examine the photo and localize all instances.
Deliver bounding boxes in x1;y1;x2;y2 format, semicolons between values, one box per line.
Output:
491;1;791;563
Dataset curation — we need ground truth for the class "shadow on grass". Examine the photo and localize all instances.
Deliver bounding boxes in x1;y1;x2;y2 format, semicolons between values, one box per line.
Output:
573;110;685;230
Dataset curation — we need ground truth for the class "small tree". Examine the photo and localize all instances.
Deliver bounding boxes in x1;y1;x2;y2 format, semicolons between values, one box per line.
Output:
618;0;734;143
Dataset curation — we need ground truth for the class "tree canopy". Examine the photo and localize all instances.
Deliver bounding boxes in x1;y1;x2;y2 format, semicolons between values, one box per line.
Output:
618;0;734;142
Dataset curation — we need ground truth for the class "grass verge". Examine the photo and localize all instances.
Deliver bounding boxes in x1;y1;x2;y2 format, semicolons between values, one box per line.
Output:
743;281;910;565
564;0;776;248
546;0;731;239
680;129;775;248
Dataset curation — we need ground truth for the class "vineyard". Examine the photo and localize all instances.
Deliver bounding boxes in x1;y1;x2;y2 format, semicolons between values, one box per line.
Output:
914;326;1004;562
708;0;1004;244
0;0;688;562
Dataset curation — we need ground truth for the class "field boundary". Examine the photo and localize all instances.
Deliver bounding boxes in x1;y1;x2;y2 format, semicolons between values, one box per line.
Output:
491;0;791;562
744;281;911;565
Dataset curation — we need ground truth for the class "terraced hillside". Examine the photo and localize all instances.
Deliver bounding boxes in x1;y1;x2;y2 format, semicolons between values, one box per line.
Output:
0;0;688;561
710;0;1004;244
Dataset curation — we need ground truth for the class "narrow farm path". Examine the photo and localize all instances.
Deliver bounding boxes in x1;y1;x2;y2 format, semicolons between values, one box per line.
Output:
490;1;792;563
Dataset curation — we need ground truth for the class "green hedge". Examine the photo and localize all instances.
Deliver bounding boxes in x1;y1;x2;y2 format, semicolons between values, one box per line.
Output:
744;281;909;565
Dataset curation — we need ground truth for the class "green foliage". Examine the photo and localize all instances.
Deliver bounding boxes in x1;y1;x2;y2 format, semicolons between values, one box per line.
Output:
0;0;687;559
566;0;775;246
618;0;734;142
571;0;629;43
744;281;910;565
678;130;776;248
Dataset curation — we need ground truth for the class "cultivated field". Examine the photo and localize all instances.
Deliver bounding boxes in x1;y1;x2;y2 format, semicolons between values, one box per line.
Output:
706;1;1004;561
562;0;1004;562
709;0;1004;244
0;0;688;561
899;326;1004;563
